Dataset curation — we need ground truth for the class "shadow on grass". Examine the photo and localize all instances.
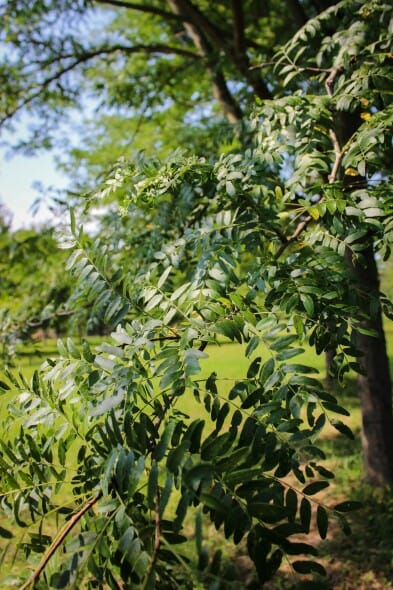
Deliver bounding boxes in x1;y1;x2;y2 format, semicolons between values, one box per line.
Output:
319;485;393;589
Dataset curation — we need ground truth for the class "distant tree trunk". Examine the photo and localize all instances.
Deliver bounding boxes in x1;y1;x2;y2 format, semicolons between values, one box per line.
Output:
350;245;393;485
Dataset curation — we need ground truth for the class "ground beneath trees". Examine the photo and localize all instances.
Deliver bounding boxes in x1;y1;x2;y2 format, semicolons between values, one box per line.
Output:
230;485;393;590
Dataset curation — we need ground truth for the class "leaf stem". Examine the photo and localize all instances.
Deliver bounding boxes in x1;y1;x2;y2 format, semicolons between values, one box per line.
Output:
20;492;102;590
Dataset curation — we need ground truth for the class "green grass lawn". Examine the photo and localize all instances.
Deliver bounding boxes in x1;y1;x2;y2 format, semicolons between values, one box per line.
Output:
1;327;393;589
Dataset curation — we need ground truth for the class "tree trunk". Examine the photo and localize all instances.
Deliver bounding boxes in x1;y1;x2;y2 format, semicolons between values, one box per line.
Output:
336;110;393;485
167;0;243;123
350;245;393;485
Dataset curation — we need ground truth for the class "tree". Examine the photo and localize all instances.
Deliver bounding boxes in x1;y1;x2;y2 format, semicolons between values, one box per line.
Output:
1;0;391;484
0;224;74;356
0;0;392;588
0;0;327;166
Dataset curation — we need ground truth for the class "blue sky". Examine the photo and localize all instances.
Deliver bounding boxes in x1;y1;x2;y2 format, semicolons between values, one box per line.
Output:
0;147;68;229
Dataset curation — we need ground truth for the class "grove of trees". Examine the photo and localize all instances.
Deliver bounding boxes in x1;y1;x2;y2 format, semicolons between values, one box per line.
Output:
0;0;392;588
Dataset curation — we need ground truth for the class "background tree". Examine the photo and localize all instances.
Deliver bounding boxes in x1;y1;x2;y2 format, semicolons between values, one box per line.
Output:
0;0;334;162
0;223;74;355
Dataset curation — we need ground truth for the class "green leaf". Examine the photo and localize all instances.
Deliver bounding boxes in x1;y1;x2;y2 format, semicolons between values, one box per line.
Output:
0;526;13;539
345;206;361;216
127;456;145;497
316;505;328;539
70;207;76;235
90;391;124;417
167;440;190;474
284;541;318;556
321;402;350;416
171;282;190;301
286;488;298;522
331;419;354;439
292;560;326;576
270;334;298;351
195;509;203;554
259;358;275;385
153;421;176;461
145;293;163;311
302;481;329;496
247;502;285;523
157;265;172;288
247;356;262;378
82;340;95;362
159;474;173;516
148;462;158;509
276;348;305;361
334;501;362;513
300;293;314;316
246;336;260;358
185;464;214;490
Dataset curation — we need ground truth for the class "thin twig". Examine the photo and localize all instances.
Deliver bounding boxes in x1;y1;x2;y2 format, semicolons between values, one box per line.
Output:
274;215;312;259
325;67;344;182
20;493;102;590
26;310;75;328
150;335;180;342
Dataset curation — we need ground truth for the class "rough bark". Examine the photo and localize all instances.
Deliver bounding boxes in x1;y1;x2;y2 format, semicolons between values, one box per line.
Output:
350;246;393;484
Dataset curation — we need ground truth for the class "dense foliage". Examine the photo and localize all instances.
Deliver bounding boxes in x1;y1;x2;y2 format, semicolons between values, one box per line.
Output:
0;0;392;588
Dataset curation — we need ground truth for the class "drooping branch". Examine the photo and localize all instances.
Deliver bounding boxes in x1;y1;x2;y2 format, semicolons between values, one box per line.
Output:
20;493;102;590
0;43;199;127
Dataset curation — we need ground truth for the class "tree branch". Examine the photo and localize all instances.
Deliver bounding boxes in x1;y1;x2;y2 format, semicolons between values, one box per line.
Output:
26;310;75;329
96;0;270;104
94;0;263;51
231;0;246;55
144;490;162;587
94;0;186;22
20;493;102;590
324;66;344;182
167;0;243;123
168;0;230;53
0;43;198;127
168;0;271;100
